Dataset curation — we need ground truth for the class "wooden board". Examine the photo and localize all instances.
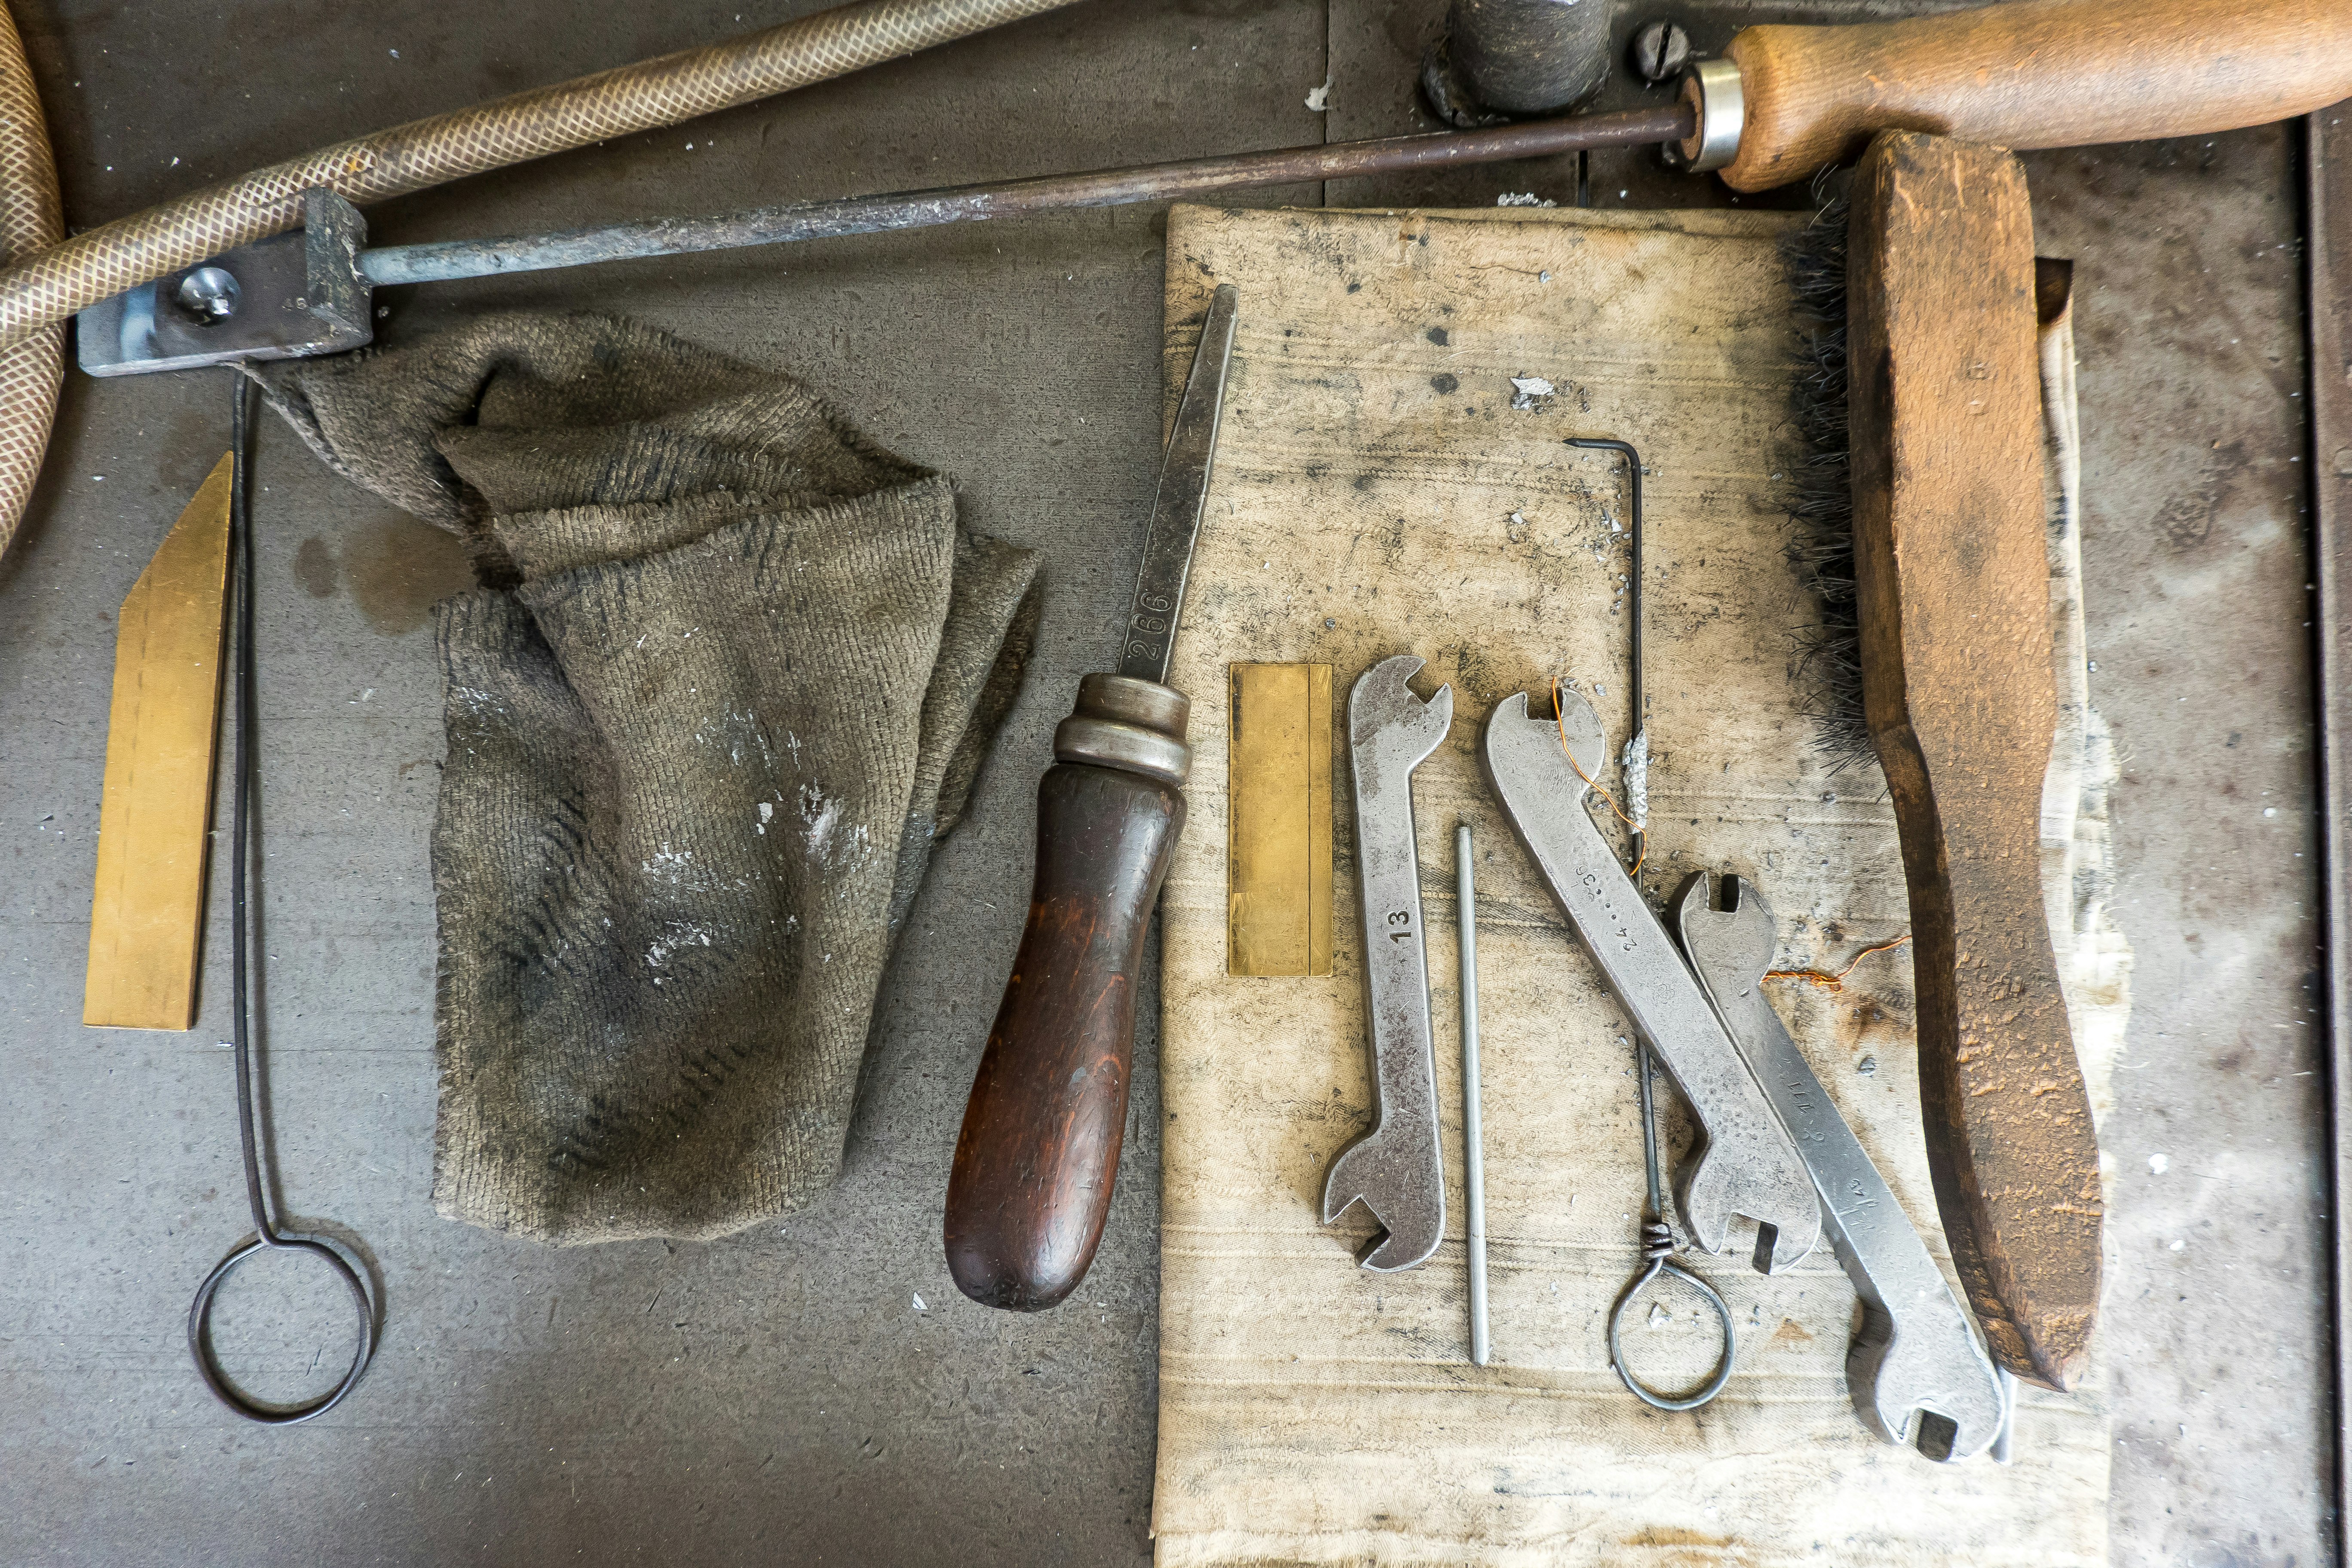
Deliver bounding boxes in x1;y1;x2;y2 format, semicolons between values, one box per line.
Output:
83;452;233;1032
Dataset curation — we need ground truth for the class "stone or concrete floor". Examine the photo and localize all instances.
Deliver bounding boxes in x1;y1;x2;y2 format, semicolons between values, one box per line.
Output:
0;1;2330;1563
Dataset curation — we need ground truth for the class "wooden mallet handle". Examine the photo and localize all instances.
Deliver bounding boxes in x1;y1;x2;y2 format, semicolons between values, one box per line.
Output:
1721;0;2352;191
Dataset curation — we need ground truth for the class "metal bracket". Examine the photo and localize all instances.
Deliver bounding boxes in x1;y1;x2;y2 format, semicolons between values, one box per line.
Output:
76;188;372;377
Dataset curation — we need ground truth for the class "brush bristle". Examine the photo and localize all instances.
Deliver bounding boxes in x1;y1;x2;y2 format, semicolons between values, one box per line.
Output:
1779;174;1871;769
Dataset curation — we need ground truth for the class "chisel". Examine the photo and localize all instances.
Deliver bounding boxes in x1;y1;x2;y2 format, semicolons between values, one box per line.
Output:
943;284;1238;1311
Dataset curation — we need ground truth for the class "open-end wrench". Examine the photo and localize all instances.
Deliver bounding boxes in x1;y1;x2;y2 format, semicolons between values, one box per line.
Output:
1481;686;1820;1271
1323;654;1454;1272
1675;872;2007;1462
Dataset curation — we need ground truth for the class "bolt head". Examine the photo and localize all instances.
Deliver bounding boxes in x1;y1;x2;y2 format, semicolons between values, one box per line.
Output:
1631;20;1690;85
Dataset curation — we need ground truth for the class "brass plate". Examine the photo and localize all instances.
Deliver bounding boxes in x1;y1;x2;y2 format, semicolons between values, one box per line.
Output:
1227;663;1332;977
84;453;233;1031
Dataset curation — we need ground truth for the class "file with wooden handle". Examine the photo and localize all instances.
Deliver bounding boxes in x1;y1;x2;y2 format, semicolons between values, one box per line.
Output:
1712;0;2352;192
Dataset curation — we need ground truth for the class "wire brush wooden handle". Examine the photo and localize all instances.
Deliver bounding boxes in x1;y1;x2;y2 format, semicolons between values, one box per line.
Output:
1847;132;2102;1393
1722;0;2352;192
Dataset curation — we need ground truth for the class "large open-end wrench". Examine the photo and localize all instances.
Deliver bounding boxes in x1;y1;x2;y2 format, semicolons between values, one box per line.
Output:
1676;872;2006;1462
1323;654;1454;1272
1482;686;1819;1271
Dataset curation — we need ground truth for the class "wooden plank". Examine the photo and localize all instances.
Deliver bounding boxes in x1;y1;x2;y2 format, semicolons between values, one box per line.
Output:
1226;662;1332;977
83;452;233;1032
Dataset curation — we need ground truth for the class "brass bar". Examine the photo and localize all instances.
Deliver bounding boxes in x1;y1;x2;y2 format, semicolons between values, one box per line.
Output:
1227;663;1332;977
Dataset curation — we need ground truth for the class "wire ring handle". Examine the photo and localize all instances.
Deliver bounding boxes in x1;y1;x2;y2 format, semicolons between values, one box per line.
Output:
189;370;382;1424
188;1232;377;1425
1606;1221;1737;1412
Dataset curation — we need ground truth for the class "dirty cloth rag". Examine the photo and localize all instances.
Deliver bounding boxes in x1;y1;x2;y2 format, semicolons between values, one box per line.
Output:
1150;205;2128;1565
260;313;1041;1243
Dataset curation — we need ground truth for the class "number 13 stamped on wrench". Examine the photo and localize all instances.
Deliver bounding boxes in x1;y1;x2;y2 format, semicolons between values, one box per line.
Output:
1322;654;1454;1271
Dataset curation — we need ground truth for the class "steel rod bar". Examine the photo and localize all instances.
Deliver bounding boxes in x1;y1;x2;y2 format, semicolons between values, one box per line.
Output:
358;105;1693;288
1458;820;1488;1368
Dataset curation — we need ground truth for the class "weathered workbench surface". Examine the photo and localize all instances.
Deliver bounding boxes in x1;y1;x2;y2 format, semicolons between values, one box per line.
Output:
0;1;2323;1563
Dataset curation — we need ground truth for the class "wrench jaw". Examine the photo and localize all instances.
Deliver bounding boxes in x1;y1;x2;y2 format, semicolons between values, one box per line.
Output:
1350;654;1455;769
1672;1139;1805;1273
1485;689;1608;786
1666;874;1823;1275
1847;1307;2008;1462
1669;872;1777;984
1322;1141;1446;1272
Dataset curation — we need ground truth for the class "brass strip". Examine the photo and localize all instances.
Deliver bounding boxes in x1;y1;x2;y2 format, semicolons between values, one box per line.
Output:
1227;662;1332;977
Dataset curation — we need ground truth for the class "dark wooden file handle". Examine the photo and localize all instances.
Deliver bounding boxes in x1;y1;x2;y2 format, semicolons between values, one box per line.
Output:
945;677;1189;1311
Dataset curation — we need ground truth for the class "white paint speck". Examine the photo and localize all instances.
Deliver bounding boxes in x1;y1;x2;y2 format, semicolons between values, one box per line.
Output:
1305;78;1330;112
1508;376;1555;411
2167;1238;2185;1251
2148;1152;2169;1174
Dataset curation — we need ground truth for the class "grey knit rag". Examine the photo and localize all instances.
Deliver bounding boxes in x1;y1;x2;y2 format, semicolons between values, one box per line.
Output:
258;313;1041;1244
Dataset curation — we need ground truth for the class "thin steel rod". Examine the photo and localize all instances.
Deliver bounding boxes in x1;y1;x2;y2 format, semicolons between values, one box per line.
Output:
358;105;1694;288
187;370;379;1426
1568;436;1646;868
1458;821;1488;1369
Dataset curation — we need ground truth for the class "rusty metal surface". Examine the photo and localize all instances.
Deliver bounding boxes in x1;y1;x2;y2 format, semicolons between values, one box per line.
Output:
0;0;2331;1563
2309;98;2352;1565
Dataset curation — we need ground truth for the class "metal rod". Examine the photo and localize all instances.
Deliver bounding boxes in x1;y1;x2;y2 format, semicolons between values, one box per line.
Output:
186;369;379;1426
1568;436;1646;870
1458;820;1488;1368
1635;1042;1665;1223
357;105;1694;288
1991;1366;2018;1464
2305;101;2352;1551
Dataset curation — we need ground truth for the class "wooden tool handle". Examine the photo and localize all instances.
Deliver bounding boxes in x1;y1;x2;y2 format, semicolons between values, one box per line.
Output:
1723;0;2352;191
943;760;1184;1311
1848;132;2103;1391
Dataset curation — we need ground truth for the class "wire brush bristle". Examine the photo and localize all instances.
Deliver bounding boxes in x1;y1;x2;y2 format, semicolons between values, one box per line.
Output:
1779;171;1872;770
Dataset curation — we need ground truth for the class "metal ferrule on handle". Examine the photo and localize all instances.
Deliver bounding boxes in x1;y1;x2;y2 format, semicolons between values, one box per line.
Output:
1054;674;1191;785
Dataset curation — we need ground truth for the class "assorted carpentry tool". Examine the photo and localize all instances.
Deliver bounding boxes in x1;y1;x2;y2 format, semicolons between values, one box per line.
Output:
187;376;380;1424
1456;821;1488;1367
1228;664;1334;979
1483;686;1820;1274
1796;132;2102;1394
943;285;1238;1311
1321;654;1455;1274
27;0;2352;1510
1678;873;2007;1462
83;453;233;1031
